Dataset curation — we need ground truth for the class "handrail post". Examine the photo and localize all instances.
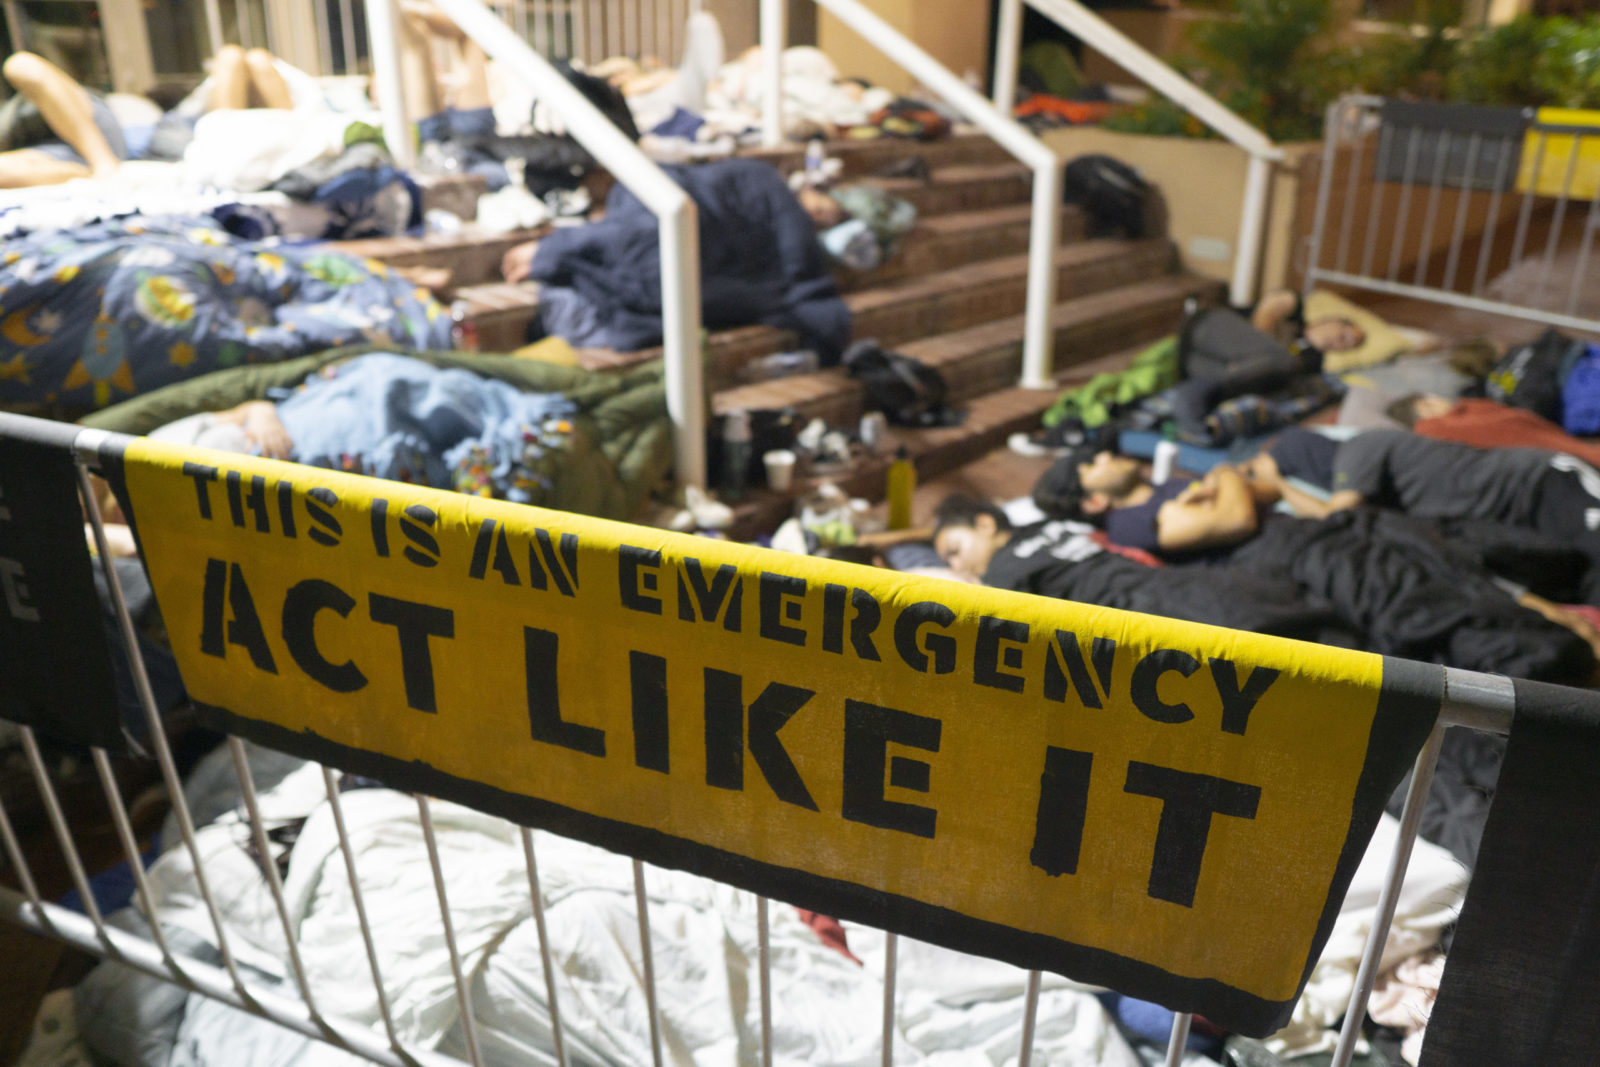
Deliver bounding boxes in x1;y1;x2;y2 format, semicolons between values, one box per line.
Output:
364;0;416;168
1021;156;1062;388
1230;152;1272;307
760;0;786;147
993;0;1023;116
661;200;707;490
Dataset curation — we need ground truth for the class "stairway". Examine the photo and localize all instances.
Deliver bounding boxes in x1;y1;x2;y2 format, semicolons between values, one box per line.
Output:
331;134;1223;532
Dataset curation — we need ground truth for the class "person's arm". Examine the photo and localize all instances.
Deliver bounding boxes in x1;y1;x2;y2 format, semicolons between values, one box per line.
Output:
1250;289;1300;334
212;400;293;459
1278;483;1364;519
1155;466;1260;552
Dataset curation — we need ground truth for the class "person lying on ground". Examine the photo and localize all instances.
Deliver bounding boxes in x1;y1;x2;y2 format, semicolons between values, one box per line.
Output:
1029;446;1262;560
0;51;127;188
1386;392;1600;468
1249;288;1367;357
932;493;1600;685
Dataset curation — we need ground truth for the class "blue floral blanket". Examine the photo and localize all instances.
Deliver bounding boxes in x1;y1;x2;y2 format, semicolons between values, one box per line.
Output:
0;216;450;412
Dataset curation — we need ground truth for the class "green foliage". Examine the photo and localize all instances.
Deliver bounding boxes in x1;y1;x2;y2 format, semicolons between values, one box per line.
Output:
1532;17;1600;109
1185;0;1341;142
1447;16;1553;106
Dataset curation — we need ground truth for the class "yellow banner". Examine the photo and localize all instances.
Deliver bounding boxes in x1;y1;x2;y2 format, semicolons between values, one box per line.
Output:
118;439;1438;1035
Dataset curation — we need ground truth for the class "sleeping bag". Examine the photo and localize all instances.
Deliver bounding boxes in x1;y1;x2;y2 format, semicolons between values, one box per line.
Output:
529;158;850;361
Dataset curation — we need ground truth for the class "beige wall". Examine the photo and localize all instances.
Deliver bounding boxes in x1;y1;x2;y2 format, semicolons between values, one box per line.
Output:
817;0;991;95
1041;128;1318;298
704;0;760;57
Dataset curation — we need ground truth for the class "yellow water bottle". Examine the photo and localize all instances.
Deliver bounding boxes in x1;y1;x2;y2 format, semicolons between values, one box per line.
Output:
887;446;915;530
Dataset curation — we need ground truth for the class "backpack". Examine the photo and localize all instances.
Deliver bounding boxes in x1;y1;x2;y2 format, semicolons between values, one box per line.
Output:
842;340;959;427
1486;327;1585;424
1063;154;1155;238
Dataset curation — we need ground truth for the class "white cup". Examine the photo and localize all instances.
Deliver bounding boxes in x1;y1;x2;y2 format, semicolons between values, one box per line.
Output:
763;449;797;493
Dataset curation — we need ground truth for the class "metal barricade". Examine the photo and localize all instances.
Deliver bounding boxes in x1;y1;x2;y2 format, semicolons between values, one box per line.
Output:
1306;94;1600;335
0;412;1548;1067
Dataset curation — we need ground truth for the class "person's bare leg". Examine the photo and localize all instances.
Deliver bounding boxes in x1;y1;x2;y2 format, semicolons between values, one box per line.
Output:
244;48;293;109
0;147;91;188
1;52;119;176
209;44;249;109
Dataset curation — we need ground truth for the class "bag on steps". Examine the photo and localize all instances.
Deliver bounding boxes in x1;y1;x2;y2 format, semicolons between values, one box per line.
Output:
842;340;961;428
1063;154;1156;237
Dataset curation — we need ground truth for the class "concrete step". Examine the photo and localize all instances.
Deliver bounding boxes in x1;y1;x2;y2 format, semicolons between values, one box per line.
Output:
741;132;1017;179
332;228;542;290
720;340;1206;540
712;274;1220;432
837;204;1083;292
453;235;1176;376
869;162;1033;217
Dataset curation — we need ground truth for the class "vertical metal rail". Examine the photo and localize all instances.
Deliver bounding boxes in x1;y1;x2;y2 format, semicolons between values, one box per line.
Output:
416;797;484;1067
204;0;227;55
881;932;898;1067
1412;127;1452;287
608;0;620;60
237;0;255;48
1327;722;1447;1067
1336;114;1368;274
992;0;1024;116
1164;1013;1192;1067
1441;133;1482;293
313;0;335;74
759;0;785;147
226;738;321;1012
1538;131;1585;307
1016;970;1042;1067
0;793;43;908
74;441;254;1003
339;0;359;73
1360;124;1393;278
1231;152;1273;307
364;0;415;168
633;859;665;1067
519;828;569;1067
1507;131;1548;281
572;0;588;65
1566;183;1600;316
18;728;114;952
321;767;408;1053
757;896;774;1067
90;747;185;974
1304;100;1343;294
1471;136;1516;297
655;0;669;64
1385;127;1423;281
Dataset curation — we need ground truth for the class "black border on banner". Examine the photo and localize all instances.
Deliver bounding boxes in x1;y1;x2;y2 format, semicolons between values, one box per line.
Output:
188;657;1441;1038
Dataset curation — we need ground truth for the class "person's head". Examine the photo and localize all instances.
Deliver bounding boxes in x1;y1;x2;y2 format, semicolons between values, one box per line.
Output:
1384;393;1456;428
932;495;1012;581
798;185;844;229
1034;445;1146;522
1304;316;1366;353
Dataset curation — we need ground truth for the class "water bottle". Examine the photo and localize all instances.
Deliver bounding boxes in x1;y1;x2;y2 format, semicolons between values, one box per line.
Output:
804;138;825;185
721;409;753;502
886;446;916;530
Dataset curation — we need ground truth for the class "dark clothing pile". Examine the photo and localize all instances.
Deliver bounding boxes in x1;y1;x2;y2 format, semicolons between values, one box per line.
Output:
530;158;850;360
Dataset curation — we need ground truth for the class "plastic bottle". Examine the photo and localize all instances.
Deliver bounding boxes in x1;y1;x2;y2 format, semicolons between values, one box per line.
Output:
1151;427;1179;486
886;446;915;530
804;138;826;185
721;409;753;502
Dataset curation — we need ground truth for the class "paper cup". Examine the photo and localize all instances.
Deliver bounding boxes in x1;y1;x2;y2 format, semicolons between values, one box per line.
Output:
763;449;797;493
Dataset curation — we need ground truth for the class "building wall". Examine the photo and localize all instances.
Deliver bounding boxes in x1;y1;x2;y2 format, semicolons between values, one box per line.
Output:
816;0;991;94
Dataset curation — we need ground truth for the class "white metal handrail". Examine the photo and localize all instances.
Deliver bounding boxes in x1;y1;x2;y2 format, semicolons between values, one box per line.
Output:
760;0;1064;389
405;0;707;491
994;0;1286;307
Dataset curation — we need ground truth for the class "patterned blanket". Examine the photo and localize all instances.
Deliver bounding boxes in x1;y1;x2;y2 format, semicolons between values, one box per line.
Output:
0;216;450;413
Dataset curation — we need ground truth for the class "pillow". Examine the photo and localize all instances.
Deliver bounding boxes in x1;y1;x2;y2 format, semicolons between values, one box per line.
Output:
1304;289;1412;372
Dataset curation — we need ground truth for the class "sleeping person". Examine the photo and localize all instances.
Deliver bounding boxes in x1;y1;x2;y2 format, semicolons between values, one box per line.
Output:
498;156;851;361
148;353;577;502
0;51;127;187
932;492;1599;686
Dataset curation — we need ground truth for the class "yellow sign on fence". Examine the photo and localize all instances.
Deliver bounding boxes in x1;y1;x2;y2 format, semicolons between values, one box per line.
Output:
118;439;1439;1036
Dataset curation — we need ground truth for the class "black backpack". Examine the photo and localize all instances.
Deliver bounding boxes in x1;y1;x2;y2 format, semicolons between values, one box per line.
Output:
1485;327;1585;423
842;340;959;427
1063;154;1155;237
